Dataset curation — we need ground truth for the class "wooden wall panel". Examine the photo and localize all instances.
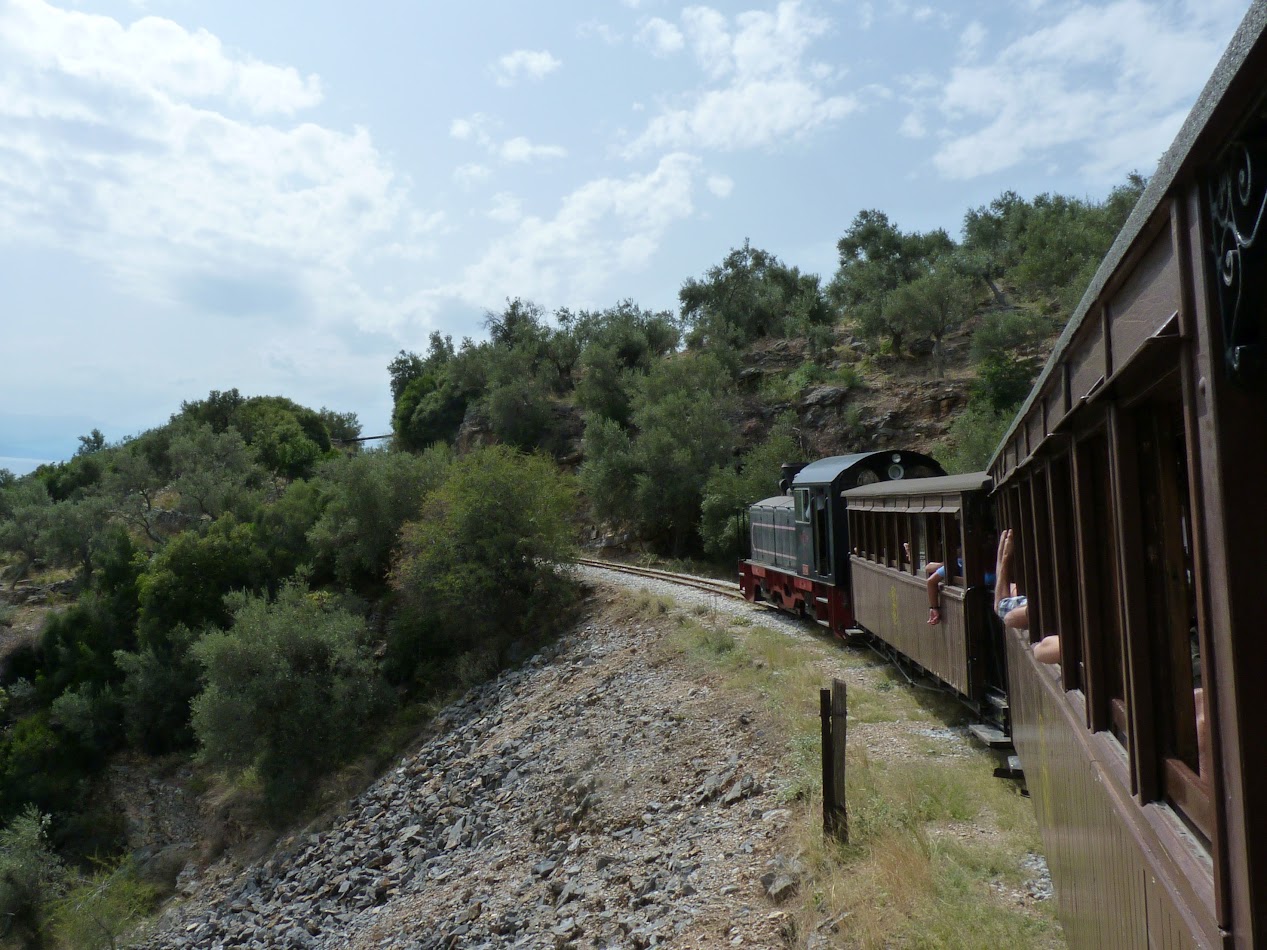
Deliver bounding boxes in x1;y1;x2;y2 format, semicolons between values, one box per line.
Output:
851;559;970;695
1006;629;1210;948
1109;230;1180;370
1069;317;1107;404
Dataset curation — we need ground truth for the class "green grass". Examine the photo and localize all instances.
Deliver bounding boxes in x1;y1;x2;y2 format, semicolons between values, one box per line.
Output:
660;608;1063;949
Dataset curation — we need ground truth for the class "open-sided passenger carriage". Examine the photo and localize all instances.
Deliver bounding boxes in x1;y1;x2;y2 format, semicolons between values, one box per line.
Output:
986;4;1267;945
843;473;1009;730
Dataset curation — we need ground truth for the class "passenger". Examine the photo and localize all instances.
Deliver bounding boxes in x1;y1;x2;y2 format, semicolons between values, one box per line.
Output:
926;548;961;626
994;529;1029;630
1194;688;1212;779
1032;635;1061;665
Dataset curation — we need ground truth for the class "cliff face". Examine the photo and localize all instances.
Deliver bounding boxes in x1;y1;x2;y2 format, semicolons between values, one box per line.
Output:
732;325;978;462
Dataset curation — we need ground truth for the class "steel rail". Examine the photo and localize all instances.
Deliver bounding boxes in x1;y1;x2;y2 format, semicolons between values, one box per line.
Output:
573;556;759;603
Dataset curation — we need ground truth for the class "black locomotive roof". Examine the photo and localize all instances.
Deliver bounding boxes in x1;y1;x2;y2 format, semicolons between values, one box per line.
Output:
791;451;943;488
842;472;992;498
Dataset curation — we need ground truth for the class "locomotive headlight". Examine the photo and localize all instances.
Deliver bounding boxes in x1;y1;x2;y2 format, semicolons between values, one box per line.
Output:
889;463;905;480
891;453;901;462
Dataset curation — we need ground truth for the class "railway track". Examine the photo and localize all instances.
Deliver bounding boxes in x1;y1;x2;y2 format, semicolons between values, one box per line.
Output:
573;556;762;604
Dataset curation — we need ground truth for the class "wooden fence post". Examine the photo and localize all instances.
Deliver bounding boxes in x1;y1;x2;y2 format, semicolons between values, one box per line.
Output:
820;679;848;842
820;687;833;837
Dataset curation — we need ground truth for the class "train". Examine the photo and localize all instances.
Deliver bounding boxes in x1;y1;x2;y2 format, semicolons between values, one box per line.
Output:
742;4;1267;946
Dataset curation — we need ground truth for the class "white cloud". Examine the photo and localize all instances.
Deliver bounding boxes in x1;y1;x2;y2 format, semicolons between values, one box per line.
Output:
627;1;857;154
491;49;562;87
486;192;522;223
0;0;413;325
637;17;685;56
705;174;734;197
449;153;701;307
959;21;986;60
577;20;622;44
899;112;926;138
930;0;1245;181
453;163;492;186
499;137;568;162
1;0;321;116
450;113;565;164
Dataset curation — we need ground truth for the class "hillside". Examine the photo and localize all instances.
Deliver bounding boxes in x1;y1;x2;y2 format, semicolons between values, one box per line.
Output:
126;573;1062;949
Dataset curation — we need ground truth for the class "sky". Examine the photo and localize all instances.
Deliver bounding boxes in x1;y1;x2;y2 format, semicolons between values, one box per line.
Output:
0;0;1254;474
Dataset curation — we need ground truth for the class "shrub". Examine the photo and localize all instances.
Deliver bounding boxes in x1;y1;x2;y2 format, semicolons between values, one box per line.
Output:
190;583;380;812
387;446;578;684
50;859;157;950
937;404;1014;474
135;516;268;645
307;447;453;590
115;624;203;755
0;807;65;946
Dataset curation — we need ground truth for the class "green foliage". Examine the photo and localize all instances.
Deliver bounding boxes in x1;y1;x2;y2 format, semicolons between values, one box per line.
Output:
307;447;453;590
960;174;1146;310
387;446;578;683
972;354;1040;413
0;806;65;947
761;362;860;403
75;430;107;458
37;494;112;580
251;478;327;589
50;859;157;950
316;407;362;447
175;391;336;480
191;582;380;811
937;404;1014;474
135;516;269;644
390;335;473;452
32;454;105;503
680;240;832;349
829;210;955;354
115;623;203;755
167;423;264;521
886;263;980;374
577;418;637;525
0;480;52;582
699;415;802;560
392;368;469;451
969;309;1051;363
582;353;737;554
0;713;97;823
485;376;556;452
48;684;122;751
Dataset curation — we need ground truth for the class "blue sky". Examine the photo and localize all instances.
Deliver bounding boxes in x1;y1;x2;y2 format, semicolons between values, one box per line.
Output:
0;0;1253;473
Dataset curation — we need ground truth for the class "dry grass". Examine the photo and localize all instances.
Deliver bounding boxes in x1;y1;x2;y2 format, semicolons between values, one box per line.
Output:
666;611;1064;949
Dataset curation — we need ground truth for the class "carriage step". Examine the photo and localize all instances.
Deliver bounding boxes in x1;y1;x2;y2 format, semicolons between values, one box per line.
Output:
815;619;831;627
969;723;1013;750
985;691;1010;712
993;755;1024;781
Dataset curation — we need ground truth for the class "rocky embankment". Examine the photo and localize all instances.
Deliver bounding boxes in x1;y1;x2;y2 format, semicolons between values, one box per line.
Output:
134;579;797;949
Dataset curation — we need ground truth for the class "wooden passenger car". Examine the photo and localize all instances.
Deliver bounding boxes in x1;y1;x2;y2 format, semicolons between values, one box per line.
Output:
843;473;1006;719
988;5;1267;945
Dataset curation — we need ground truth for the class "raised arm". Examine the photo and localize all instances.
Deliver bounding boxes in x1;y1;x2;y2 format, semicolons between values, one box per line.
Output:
994;528;1014;617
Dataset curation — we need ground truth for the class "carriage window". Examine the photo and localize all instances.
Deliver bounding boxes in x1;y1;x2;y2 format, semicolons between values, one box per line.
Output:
1133;392;1210;837
1047;454;1084;692
1076;430;1129;748
1029;469;1053;645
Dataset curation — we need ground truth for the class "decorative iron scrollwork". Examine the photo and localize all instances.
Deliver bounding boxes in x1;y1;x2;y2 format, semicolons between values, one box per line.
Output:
1208;135;1267;387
